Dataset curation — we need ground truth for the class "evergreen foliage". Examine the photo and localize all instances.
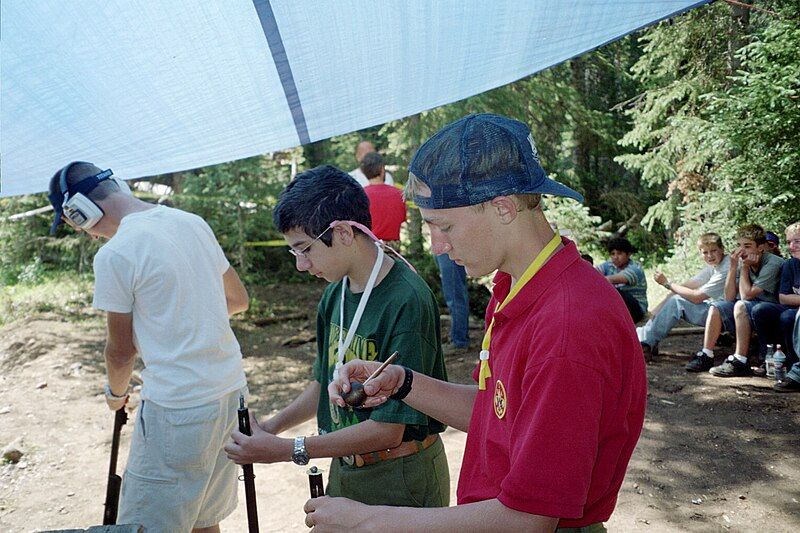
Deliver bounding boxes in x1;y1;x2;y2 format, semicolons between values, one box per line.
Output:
2;1;798;307
0;194;102;285
169;150;306;284
618;0;799;278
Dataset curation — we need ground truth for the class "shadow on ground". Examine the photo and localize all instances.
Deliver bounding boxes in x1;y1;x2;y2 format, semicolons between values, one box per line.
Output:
613;335;800;532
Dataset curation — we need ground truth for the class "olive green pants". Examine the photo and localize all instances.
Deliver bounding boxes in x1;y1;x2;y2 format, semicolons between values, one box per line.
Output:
327;436;449;507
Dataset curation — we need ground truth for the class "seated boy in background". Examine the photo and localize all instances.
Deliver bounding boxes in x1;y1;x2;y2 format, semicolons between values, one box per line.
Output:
597;237;648;323
224;165;450;507
765;231;782;257
694;225;784;377
774;309;800;393
753;222;800;375
638;233;730;363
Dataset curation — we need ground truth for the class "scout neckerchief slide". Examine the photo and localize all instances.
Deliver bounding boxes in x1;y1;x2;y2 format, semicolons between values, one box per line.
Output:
478;232;562;390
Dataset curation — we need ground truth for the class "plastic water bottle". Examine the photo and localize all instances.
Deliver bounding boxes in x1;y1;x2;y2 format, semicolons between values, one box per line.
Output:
774;344;787;382
765;344;775;378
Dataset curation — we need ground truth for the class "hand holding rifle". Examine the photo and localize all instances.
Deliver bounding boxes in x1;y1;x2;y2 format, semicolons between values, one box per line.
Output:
238;395;260;533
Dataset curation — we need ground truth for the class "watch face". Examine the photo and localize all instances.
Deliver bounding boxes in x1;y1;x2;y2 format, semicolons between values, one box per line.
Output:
293;453;309;466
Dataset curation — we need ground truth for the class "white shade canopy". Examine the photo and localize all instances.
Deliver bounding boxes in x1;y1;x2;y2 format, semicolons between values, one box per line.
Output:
1;0;709;197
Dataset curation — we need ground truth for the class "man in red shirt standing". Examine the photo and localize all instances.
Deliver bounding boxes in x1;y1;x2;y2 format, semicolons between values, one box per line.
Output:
308;114;647;532
361;152;406;245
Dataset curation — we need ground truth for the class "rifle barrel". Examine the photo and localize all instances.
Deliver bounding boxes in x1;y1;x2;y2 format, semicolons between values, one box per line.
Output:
238;395;260;533
242;464;259;533
103;407;128;525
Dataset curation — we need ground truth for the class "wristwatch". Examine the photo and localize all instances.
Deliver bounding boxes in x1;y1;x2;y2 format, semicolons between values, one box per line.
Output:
292;436;309;465
389;366;414;401
104;383;128;400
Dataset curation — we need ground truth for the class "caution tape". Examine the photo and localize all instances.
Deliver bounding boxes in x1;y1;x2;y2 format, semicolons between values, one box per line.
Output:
244;240;286;247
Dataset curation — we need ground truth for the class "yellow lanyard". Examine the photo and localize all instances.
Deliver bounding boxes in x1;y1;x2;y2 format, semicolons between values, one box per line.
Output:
478;232;562;390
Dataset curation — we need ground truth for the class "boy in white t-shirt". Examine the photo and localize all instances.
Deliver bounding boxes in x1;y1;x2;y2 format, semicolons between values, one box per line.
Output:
637;233;730;367
48;161;249;533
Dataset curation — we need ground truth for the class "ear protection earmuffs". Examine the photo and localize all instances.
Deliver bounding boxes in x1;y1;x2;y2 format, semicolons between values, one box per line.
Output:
59;162;108;229
49;161;131;233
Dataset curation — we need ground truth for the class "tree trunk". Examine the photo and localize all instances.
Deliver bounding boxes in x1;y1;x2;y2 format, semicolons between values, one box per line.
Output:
77;236;87;275
304;140;327;169
570;58;592;178
405;114;425;258
728;0;751;78
236;203;246;270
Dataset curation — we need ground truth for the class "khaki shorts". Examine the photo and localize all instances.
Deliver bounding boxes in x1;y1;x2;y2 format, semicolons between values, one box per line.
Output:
118;388;244;532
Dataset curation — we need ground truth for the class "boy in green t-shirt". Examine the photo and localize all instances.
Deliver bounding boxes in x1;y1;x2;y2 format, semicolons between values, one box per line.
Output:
225;165;449;507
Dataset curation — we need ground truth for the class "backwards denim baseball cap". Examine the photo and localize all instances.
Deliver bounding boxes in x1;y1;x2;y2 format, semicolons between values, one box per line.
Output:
408;114;583;209
765;231;780;245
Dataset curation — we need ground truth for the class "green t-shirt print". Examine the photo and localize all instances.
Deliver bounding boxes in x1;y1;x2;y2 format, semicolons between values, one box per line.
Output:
325;322;379;430
313;260;447;442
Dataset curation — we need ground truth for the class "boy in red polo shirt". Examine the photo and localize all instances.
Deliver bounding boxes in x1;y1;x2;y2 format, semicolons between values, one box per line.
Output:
361;151;407;243
309;114;647;532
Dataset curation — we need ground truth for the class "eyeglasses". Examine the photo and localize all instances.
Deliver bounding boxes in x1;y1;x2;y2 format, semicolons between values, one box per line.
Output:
289;225;333;259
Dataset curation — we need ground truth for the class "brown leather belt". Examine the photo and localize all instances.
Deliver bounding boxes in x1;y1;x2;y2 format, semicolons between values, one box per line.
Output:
342;434;439;468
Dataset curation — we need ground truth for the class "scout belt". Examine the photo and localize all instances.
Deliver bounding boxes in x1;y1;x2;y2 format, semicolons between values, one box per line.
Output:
341;434;438;468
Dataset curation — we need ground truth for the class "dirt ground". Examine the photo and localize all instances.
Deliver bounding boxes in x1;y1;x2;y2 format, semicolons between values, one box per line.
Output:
1;281;799;532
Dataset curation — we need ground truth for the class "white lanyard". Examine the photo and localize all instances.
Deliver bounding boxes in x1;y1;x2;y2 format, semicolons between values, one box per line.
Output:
335;242;385;380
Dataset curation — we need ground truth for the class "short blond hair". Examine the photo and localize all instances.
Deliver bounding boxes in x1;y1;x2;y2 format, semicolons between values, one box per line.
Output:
785;222;800;238
468;194;542;213
697;232;723;250
736;224;766;244
514;194;542;211
404;172;427;201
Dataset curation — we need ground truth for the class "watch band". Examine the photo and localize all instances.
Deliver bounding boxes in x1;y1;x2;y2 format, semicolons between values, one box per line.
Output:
389;366;414;401
292;436;309;465
104;383;128;400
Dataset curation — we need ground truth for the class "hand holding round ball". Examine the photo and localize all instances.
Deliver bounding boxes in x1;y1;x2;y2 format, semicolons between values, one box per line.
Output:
341;352;398;408
342;381;367;407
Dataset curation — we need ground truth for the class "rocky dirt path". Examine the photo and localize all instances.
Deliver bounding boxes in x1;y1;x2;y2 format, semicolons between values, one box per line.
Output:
1;300;799;532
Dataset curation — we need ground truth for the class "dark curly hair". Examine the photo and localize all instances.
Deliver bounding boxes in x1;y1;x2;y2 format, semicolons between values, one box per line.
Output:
272;165;371;246
606;237;636;255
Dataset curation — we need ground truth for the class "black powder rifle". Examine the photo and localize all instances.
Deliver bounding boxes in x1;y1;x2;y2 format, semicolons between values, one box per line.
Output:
102;406;128;525
238;395;260;533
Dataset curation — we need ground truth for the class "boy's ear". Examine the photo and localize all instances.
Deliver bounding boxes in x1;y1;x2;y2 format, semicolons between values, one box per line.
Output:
489;196;519;224
333;223;356;246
